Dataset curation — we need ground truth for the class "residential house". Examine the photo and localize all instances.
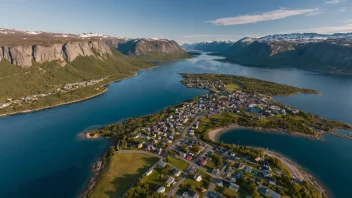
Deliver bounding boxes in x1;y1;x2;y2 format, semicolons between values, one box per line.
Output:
199;159;207;166
258;186;281;198
173;169;181;177
158;161;167;168
157;186;165;194
186;155;193;161
229;183;240;192
182;191;199;198
212;168;220;175
165;177;175;187
216;179;223;187
262;170;272;177
145;169;153;176
269;177;276;186
194;174;202;182
235;171;243;179
243;166;252;173
189;166;197;174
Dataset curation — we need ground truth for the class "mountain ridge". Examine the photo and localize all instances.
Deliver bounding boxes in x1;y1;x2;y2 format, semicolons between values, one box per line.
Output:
182;32;352;74
0;28;188;67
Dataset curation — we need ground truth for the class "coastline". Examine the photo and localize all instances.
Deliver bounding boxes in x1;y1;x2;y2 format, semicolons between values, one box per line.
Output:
217;58;352;77
207;124;323;142
207;126;329;197
0;66;157;118
0;88;108;118
264;150;330;198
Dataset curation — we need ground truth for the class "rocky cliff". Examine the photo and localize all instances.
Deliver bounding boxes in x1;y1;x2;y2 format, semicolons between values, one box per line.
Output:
116;39;187;56
0;41;113;67
0;28;189;67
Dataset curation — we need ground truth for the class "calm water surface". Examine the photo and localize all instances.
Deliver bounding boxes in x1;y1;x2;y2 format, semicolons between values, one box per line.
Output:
0;53;351;198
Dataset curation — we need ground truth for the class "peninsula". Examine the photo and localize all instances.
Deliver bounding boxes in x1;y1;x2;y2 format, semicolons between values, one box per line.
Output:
83;74;351;198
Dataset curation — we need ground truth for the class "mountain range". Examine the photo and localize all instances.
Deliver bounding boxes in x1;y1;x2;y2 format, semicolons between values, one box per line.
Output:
0;28;189;113
182;32;352;74
0;28;188;67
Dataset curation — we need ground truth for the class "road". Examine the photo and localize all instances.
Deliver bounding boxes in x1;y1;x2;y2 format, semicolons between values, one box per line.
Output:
162;114;203;158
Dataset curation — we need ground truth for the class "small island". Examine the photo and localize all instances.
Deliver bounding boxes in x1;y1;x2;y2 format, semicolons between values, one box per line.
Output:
82;73;352;198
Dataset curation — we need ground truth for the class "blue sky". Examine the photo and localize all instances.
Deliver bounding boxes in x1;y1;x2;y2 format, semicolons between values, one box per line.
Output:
0;0;351;43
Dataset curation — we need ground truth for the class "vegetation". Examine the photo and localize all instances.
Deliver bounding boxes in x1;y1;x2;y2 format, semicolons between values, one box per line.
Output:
225;83;240;91
125;165;174;198
196;110;351;136
181;73;320;96
88;153;159;198
166;155;189;171
0;50;155;115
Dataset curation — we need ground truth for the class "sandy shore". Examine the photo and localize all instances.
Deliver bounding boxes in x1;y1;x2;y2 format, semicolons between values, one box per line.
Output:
207;124;322;142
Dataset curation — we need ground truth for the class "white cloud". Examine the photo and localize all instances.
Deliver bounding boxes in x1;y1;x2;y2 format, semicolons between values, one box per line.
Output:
208;8;320;26
343;19;352;23
326;0;345;4
306;10;324;16
338;7;348;12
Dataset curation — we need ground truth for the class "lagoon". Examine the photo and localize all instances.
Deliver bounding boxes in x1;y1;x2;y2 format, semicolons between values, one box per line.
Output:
0;53;351;198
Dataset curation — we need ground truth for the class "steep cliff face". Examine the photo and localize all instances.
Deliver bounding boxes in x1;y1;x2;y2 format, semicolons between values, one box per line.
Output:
0;46;33;67
0;28;189;67
224;37;352;73
0;41;113;67
116;39;187;56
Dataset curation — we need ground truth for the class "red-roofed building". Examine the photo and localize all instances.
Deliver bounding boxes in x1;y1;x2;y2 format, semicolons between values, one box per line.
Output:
186;155;193;161
200;159;207;166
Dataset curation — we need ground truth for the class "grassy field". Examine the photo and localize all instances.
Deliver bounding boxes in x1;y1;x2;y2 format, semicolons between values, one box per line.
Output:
225;83;240;91
144;170;164;186
89;153;159;198
167;155;189;171
223;187;237;197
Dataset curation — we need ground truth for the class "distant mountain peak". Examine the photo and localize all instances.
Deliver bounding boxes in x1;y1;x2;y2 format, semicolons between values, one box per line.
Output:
260;32;352;41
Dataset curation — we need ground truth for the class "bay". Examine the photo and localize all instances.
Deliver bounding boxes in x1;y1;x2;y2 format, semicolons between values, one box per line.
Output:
0;53;351;198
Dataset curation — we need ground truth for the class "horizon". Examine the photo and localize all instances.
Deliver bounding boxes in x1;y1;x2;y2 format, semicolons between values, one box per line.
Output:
0;0;351;43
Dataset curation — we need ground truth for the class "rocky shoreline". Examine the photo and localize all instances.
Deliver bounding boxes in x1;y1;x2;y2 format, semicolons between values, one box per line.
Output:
79;160;103;198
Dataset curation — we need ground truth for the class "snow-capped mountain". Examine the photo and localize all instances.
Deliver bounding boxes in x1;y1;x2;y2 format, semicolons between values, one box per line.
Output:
182;40;235;53
260;33;352;41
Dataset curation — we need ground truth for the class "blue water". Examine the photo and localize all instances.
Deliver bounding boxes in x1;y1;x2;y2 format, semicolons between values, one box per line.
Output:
0;53;352;198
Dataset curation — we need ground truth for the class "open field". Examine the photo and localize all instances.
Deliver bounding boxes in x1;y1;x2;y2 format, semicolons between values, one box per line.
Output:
225;83;240;91
167;155;189;171
89;153;159;198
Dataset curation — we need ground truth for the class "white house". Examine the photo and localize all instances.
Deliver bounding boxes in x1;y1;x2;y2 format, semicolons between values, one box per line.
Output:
229;183;240;192
157;186;165;194
194;174;202;182
165;177;175;186
145;169;153;176
173;169;181;177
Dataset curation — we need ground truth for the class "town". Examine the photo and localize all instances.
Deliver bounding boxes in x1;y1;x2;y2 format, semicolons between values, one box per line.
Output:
0;77;107;110
95;77;325;198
